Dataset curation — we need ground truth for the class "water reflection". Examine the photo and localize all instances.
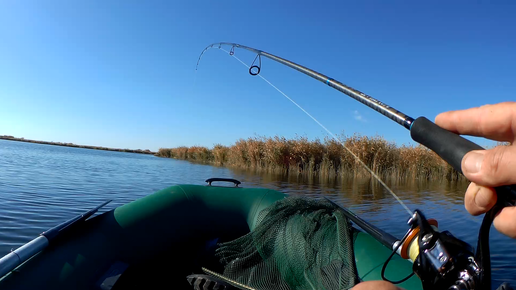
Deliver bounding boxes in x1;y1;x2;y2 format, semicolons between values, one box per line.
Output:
229;167;469;207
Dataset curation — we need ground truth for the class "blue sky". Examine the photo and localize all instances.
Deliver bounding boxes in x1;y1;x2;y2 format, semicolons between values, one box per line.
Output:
1;1;514;151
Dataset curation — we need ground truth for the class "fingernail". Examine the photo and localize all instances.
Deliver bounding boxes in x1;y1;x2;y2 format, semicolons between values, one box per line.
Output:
463;151;484;174
474;187;490;209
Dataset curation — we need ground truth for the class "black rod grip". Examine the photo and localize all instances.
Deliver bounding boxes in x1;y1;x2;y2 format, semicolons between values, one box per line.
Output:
410;117;516;206
410;116;483;174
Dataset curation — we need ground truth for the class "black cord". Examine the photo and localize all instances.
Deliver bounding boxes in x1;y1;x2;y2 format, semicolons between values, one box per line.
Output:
381;231;415;284
476;204;500;290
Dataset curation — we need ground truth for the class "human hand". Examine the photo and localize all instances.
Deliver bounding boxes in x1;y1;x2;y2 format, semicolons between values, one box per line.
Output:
435;102;516;238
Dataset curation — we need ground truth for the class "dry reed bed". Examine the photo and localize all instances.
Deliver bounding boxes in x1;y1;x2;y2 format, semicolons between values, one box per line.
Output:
156;135;463;181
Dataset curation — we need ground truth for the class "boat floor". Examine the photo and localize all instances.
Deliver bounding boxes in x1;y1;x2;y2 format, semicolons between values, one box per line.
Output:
110;240;224;290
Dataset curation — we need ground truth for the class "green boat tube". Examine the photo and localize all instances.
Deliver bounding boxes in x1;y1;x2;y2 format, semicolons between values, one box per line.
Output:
0;184;422;290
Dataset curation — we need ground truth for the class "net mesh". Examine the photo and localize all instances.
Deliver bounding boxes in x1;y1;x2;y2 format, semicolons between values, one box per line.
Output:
213;196;359;290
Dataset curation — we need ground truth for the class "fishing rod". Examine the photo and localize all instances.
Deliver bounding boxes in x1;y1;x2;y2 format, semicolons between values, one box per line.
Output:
197;42;516;290
197;42;516;204
323;197;399;250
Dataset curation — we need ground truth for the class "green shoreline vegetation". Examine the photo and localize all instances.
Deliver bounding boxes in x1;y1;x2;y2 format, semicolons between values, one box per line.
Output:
157;135;465;181
0;135;156;155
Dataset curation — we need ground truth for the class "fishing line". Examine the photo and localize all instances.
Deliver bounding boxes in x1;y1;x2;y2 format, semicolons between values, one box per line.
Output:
219;48;412;216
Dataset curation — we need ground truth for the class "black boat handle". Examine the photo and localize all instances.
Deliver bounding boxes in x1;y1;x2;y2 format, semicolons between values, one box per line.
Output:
205;178;241;187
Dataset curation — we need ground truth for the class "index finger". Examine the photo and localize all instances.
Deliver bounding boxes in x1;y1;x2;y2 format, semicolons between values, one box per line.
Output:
435;102;516;143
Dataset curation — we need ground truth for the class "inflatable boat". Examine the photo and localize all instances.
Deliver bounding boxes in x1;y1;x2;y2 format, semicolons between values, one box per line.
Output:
0;179;422;290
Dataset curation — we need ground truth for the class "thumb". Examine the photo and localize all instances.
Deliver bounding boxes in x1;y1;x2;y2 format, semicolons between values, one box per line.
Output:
462;146;516;187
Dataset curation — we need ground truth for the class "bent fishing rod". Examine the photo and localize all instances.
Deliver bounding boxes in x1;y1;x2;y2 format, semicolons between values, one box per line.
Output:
197;42;516;204
198;42;516;290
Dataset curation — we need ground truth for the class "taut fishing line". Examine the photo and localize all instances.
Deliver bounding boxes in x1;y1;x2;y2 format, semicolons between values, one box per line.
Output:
216;48;412;216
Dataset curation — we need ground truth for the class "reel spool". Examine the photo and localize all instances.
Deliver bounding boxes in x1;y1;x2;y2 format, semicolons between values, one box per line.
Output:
399;218;439;261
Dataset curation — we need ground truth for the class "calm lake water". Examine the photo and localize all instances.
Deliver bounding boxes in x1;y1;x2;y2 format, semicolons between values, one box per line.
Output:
0;139;515;287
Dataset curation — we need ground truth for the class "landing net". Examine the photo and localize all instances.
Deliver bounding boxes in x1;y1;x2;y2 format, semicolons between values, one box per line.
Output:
212;196;359;290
